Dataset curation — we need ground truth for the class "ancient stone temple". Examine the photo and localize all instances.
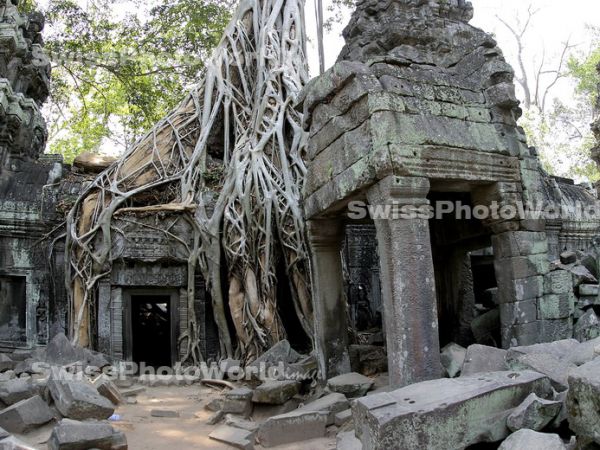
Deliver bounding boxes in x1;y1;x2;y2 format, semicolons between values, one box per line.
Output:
299;0;600;387
0;0;59;349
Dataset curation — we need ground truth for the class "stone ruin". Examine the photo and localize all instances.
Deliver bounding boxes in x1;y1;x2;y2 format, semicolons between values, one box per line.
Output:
0;0;600;448
299;0;600;387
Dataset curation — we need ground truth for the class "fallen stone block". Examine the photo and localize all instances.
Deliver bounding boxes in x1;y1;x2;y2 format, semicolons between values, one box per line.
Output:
251;398;300;422
206;410;224;425
209;425;254;450
460;344;507;376
252;380;299;405
13;359;39;377
498;429;566;450
0;426;8;440
150;409;179;418
568;264;598;287
245;340;301;380
566;357;600;444
560;251;577;265
335;408;352;427
578;284;599;296
224;414;259;433
0;371;15;383
0;355;15;373
47;418;127;450
440;343;466;378
506;393;561;431
0;395;54;433
337;430;362;450
567;336;600;366
506;351;575;390
353;371;552;450
507;339;579;361
574;309;600;342
327;372;373;398
93;375;124;405
295;393;348;425
0;435;38;449
45;333;79;366
0;378;39;405
257;410;328;447
48;371;115;420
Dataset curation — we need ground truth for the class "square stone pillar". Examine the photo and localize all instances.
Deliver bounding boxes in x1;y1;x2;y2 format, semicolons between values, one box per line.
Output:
307;219;351;379
367;176;442;388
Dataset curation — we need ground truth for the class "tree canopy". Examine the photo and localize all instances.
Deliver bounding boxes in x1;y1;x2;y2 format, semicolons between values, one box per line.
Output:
22;0;231;162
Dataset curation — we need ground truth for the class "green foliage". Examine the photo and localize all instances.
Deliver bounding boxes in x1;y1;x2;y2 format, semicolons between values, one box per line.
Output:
20;0;231;163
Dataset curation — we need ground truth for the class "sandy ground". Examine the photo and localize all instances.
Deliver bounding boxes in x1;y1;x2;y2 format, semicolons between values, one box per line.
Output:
17;384;338;450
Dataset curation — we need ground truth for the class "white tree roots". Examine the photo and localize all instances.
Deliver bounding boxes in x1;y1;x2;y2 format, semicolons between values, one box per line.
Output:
65;0;313;364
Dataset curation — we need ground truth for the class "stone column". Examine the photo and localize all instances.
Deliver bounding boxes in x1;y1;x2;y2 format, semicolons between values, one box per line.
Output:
307;219;351;379
367;176;442;388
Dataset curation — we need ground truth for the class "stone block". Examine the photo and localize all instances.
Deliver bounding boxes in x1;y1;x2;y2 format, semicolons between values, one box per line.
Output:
574;309;600;342
0;355;15;373
440;343;466;378
353;371;552;450
252;380;299;405
495;255;549;288
224;414;260;433
45;333;79;366
0;395;54;433
47;419;127;450
506;393;562;432
537;293;575;320
294;393;349;425
498;430;566;450
544;270;574;295
507;339;579;361
500;299;537;326
245;340;301;380
337;430;362;450
567;336;600;366
566;357;600;444
497;276;544;304
506;352;574;390
501;321;540;348
93;375;124;405
0;435;39;450
209;425;254;450
48;371;115;420
579;284;599;296
492;231;548;259
334;409;352;427
560;251;577;265
327;372;374;398
539;318;574;343
257;410;328;447
460;344;507;376
0;378;39;405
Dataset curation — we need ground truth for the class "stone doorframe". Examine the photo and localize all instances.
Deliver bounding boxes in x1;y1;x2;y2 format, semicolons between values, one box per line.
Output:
307;175;551;389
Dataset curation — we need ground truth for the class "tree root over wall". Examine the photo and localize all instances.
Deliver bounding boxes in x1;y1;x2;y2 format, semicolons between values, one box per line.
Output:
65;0;313;364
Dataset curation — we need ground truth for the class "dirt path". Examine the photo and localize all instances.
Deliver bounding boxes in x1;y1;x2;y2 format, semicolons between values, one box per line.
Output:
112;384;337;450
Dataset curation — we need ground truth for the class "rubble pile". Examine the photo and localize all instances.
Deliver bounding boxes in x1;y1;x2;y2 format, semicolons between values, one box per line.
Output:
0;333;126;449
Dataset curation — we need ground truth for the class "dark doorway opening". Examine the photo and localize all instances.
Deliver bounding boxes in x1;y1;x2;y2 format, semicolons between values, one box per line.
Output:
0;275;27;344
130;294;172;368
428;191;495;348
